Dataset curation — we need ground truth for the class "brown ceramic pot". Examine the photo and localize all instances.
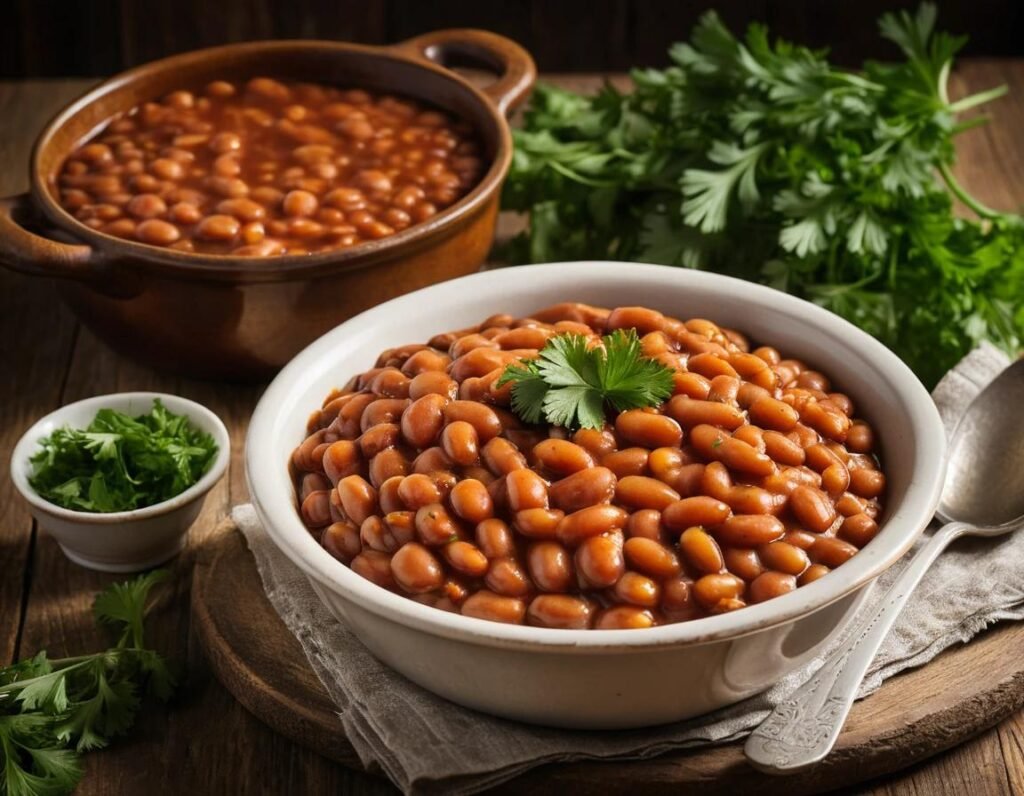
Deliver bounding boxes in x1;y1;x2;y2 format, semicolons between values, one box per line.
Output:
0;31;535;379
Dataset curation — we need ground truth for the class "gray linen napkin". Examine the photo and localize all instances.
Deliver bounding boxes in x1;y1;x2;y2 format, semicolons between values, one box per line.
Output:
232;343;1023;795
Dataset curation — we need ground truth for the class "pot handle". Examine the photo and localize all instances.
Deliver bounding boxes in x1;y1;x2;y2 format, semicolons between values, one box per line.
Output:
0;193;100;281
391;29;536;116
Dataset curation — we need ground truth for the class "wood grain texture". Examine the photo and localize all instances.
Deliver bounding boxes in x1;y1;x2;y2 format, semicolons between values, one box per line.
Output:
1;61;1024;793
3;0;1023;78
194;523;1024;794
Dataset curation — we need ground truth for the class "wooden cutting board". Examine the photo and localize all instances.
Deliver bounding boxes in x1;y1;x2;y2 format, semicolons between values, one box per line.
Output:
192;522;1024;793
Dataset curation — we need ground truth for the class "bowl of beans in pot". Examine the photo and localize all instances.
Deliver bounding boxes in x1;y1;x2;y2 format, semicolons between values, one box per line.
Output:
0;32;535;379
246;262;947;729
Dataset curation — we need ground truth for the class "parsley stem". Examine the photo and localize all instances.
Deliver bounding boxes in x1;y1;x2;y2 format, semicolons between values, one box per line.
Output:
948;84;1008;114
937;162;1004;220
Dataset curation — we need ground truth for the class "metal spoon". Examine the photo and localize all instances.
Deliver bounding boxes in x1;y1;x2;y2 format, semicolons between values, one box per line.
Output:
745;358;1024;774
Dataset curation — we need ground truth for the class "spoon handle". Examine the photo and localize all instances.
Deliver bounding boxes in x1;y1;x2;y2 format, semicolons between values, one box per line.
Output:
744;520;971;774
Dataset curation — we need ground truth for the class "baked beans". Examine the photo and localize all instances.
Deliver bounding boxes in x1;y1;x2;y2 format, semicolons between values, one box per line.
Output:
292;303;886;628
56;78;483;255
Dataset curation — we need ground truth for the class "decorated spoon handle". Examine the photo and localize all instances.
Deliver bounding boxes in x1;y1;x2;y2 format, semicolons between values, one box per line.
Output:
744;520;970;774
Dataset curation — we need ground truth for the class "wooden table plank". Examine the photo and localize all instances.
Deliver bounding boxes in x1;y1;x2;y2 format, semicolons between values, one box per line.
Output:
1;60;1023;794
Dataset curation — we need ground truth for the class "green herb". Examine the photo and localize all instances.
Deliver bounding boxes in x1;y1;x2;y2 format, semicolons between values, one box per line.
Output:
502;4;1024;388
0;571;176;796
497;329;674;429
28;399;218;513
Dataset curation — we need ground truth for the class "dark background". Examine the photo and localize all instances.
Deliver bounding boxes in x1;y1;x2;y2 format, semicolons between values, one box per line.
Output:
4;0;1022;78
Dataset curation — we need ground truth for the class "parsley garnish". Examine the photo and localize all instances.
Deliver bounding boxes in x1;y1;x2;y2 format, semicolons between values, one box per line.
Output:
497;329;674;430
28;399;218;513
0;571;176;796
501;4;1024;388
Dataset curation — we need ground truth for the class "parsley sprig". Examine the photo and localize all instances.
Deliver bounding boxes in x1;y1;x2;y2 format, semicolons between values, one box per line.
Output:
28;400;218;513
497;329;674;429
502;4;1024;388
0;571;176;796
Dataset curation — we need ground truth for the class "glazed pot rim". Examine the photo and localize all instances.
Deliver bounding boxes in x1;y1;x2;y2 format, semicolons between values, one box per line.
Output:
246;261;949;653
28;38;515;283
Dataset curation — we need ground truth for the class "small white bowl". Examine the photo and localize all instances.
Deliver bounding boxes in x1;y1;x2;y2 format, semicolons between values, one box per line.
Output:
11;392;229;572
247;262;947;729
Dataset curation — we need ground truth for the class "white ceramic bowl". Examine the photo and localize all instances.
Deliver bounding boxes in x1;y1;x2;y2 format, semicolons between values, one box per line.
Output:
246;262;946;729
11;392;229;572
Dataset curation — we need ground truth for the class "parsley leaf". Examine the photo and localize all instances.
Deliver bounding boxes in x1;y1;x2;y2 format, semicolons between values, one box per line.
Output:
28;399;218;513
502;3;1024;388
498;329;674;429
0;572;176;796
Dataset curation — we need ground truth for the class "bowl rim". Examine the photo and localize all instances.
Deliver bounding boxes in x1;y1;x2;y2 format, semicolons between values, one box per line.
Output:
11;391;230;523
246;261;948;651
28;38;514;282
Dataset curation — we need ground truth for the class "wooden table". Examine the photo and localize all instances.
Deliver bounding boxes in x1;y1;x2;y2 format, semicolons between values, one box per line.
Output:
3;65;1023;795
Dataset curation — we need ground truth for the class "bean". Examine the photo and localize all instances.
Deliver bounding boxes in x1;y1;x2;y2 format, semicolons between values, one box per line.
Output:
527;542;574;592
690;424;775;477
412;446;453;474
723;548;764;581
136;219;180;245
763;431;805;466
443;401;502;441
606;306;666;334
441;420;479;466
595;606;655;629
616;410;683;448
664;396;745;430
415;503;459;545
749;571;797;603
485;557;532;597
662;496;732;532
383;511;416;546
839;512;879;547
449;479;493;523
506;469;549;511
322;521;361;563
616;475;679;511
692;573;745;610
336;475;377;525
300;490;332;527
397;473;442;510
573;427;619;459
548;467;617;512
351;550;396;589
790;485;837;533
359;422;399;458
557;505;628;545
575;534;625;588
126;193;167;219
811;536;859;568
401;394;447;448
442;540;489;577
476;518;514;558
614;571;660;607
532;438;594;475
849;468;886;499
461;591;525;624
715;515;785;546
846;422;875;454
758;541;810;576
322;440;361;483
513;508;564;540
801;400;851;442
679;526;724;573
798;563;831;585
360;515;396;553
626;509;664;542
602;448;649;478
409;371;459;400
624;537;681;578
195;214;240;241
528;595;594;629
821;462;851;497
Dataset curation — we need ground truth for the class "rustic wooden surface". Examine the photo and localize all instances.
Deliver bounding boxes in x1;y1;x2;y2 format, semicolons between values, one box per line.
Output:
5;1;1022;79
2;63;1024;794
193;522;1024;794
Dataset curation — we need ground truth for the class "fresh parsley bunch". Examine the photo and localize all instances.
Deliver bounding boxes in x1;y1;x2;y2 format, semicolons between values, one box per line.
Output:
0;571;176;796
28;399;218;513
502;4;1024;387
497;329;675;429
